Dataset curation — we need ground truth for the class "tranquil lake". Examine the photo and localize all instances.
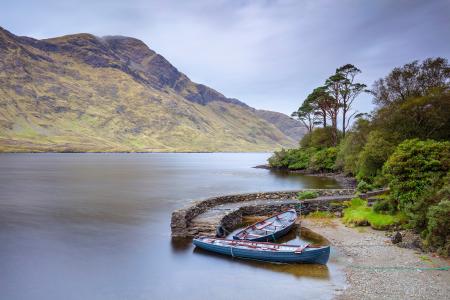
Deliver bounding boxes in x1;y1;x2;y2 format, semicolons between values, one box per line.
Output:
0;153;346;300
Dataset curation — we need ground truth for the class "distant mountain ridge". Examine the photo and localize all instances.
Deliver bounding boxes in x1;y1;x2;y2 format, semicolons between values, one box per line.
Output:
254;110;306;142
0;27;304;152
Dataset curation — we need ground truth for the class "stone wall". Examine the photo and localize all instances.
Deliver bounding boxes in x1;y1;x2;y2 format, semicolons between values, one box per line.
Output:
171;189;355;237
218;196;361;234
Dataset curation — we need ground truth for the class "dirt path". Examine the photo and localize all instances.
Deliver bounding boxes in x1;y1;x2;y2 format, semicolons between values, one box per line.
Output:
302;218;450;300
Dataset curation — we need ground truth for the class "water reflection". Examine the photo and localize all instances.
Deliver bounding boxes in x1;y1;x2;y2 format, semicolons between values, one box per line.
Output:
193;247;330;280
0;153;344;300
269;169;340;189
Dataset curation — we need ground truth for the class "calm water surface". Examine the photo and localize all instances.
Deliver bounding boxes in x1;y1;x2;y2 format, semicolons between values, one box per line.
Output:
0;153;346;300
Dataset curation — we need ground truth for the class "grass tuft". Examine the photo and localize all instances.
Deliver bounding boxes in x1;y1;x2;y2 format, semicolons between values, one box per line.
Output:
343;198;406;230
307;211;334;219
297;191;319;200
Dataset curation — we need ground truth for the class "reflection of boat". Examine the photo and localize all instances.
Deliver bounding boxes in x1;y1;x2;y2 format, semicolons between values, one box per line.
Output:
193;237;330;264
193;246;331;279
233;209;297;241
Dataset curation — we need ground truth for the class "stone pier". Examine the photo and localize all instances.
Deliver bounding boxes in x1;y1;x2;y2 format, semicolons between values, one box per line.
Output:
170;188;388;238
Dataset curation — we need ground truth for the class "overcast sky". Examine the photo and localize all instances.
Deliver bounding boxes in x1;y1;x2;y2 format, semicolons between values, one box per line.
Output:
2;0;449;115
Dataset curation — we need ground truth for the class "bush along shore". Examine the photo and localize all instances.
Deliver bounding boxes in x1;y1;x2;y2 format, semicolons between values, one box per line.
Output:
268;57;450;257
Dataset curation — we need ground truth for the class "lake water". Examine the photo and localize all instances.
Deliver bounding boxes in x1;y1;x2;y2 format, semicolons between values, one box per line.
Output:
0;153;346;300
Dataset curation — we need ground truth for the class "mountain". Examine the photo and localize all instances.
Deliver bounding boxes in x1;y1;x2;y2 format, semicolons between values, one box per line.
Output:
0;27;304;152
254;110;306;142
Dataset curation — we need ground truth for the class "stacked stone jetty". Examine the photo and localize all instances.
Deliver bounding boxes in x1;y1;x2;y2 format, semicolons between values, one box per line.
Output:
171;189;387;237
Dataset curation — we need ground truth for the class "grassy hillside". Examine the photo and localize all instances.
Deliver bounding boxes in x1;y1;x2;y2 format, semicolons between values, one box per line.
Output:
0;27;300;152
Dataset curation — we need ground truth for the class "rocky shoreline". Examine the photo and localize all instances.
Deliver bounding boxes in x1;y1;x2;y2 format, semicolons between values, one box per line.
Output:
302;218;450;299
254;164;357;188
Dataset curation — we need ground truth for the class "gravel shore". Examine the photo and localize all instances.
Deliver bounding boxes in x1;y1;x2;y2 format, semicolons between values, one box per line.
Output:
302;218;450;300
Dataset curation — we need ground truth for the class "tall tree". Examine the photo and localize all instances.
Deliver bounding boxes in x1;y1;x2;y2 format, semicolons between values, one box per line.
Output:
306;86;332;127
371;57;449;107
336;64;367;137
291;98;317;133
324;74;344;145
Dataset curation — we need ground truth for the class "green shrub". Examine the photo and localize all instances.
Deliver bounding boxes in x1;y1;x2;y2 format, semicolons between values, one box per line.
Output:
286;148;314;170
267;148;314;170
349;197;366;207
408;178;447;231
356;180;373;193
424;200;450;256
335;118;371;175
300;127;340;149
309;147;338;172
268;148;289;168
297;191;319;200
373;198;396;214
383;139;450;215
357;130;396;181
371;90;450;143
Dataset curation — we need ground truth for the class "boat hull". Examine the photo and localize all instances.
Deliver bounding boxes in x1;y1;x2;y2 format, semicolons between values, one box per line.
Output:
232;221;295;242
232;209;297;242
193;238;330;265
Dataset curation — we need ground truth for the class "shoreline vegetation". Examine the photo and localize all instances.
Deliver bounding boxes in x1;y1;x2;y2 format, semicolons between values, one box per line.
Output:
268;57;450;257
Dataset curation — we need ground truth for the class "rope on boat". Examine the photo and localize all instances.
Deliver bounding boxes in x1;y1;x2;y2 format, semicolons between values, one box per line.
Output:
349;265;449;271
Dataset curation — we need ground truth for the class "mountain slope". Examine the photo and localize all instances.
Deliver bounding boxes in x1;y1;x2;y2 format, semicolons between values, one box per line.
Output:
0;27;302;152
254;110;306;142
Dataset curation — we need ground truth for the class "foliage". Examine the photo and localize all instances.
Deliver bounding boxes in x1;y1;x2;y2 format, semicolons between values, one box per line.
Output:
306;211;334;218
325;64;367;138
300;127;339;149
373;197;396;214
267;148;289;168
306;86;335;127
294;64;366;146
309;147;338;172
371;90;450;142
281;58;450;255
410;174;450;256
335;118;371;174
356;180;373;193
349;197;366;207
342;198;406;230
286;148;314;170
268;148;314;170
297;191;319;200
383;139;450;215
291;97;317;133
356;130;395;181
424;200;450;256
371;57;449;107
